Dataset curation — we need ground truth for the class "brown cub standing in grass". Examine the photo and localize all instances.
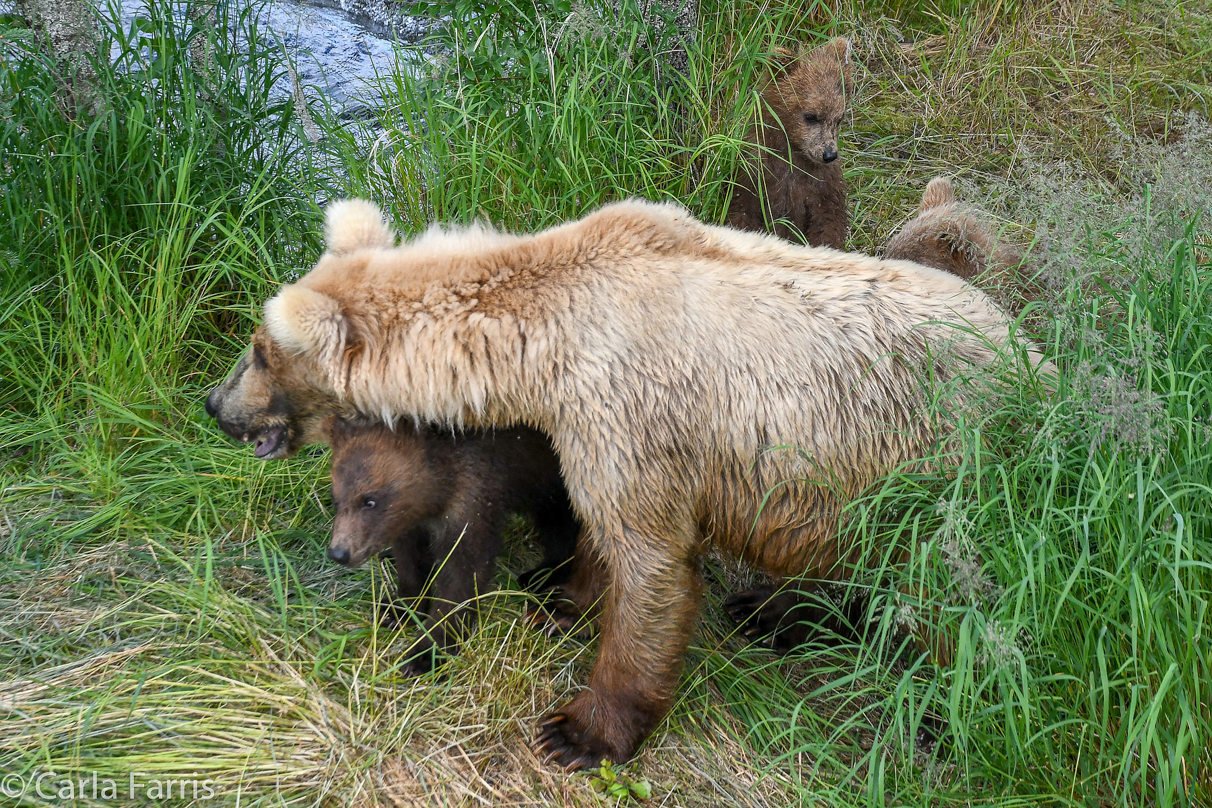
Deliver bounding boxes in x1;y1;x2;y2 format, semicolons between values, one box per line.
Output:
326;417;583;675
726;37;854;248
886;177;1030;313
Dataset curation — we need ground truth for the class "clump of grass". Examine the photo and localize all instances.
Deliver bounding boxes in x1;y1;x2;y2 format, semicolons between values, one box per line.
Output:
326;0;826;232
0;0;322;419
820;207;1212;803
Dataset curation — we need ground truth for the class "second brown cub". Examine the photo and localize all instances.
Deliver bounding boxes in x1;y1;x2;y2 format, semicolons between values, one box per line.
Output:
726;37;854;248
885;176;1032;315
327;418;582;674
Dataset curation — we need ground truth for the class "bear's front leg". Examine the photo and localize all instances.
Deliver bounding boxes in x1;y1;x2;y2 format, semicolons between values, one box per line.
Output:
535;528;702;769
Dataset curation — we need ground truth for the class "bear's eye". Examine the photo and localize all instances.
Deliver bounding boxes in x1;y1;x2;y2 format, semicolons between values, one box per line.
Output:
803;113;819;124
361;496;377;510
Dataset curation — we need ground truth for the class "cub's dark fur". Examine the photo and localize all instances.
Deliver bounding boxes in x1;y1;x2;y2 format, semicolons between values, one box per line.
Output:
327;418;581;674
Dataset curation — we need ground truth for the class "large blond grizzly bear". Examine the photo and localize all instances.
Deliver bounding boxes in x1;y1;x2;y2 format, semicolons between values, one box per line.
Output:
206;198;1038;768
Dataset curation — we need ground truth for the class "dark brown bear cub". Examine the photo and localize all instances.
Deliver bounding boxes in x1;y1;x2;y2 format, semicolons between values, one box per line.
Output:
726;37;854;248
326;418;581;674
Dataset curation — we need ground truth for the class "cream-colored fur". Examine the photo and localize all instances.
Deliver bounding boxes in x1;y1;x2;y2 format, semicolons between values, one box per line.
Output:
262;197;1042;764
323;198;397;255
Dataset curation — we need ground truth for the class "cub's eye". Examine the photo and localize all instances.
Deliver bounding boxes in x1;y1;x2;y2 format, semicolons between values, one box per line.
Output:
361;496;377;510
803;113;819;124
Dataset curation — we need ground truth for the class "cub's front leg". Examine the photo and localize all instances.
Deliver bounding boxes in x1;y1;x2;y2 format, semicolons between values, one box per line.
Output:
525;541;607;640
401;518;500;676
376;526;434;630
516;485;582;591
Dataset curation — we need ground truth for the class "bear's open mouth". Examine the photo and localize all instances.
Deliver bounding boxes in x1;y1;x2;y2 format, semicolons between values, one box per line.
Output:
252;426;286;458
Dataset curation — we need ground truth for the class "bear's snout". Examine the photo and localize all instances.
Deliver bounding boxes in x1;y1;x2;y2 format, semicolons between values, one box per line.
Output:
328;544;352;565
822;147;838;163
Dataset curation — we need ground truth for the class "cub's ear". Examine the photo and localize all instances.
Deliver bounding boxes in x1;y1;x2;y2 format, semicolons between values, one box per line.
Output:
324;199;396;255
769;46;799;72
263;285;358;368
327;415;355;445
829;36;852;65
919;177;956;212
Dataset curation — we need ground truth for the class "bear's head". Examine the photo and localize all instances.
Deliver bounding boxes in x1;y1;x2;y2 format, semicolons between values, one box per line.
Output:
764;37;854;165
203;325;344;458
204;199;395;459
327;417;445;568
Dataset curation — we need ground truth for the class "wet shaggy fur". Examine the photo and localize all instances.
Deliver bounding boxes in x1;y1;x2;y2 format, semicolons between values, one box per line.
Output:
885;177;1030;312
718;177;1037;655
326;418;581;675
726;37;854;248
211;197;1041;769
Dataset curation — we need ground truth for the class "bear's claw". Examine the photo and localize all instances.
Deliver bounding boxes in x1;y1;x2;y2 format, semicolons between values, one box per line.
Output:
534;711;607;771
400;638;440;678
374;597;408;630
517;563;573;591
524;596;594;640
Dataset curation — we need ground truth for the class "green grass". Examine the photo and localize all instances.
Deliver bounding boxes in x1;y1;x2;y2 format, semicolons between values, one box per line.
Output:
2;0;1211;805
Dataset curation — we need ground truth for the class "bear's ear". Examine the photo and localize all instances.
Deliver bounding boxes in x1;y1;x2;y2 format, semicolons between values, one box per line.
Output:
829;36;852;65
263;284;358;369
324;199;396;255
919;177;956;212
327;415;354;445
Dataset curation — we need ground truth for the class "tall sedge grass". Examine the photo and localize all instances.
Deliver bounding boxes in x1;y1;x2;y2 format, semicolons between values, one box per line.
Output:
1;0;1210;805
326;0;831;231
0;0;321;417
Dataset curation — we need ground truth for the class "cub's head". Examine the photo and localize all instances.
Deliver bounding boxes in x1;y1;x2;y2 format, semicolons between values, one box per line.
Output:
204;198;396;459
764;37;854;164
327;418;444;567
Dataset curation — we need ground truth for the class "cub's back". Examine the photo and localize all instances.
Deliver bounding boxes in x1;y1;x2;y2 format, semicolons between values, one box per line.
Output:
428;426;567;513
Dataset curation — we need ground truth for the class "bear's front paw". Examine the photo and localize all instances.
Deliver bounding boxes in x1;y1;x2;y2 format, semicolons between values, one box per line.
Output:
374;597;408;630
517;562;574;591
400;638;441;677
534;710;615;771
